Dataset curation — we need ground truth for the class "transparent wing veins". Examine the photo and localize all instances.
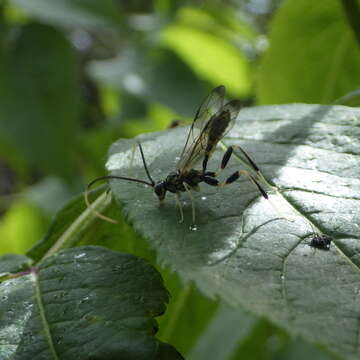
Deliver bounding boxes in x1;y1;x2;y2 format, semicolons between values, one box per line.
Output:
177;85;226;172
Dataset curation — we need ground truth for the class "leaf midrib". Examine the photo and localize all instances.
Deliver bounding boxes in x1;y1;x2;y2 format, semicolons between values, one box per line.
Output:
222;138;360;276
31;270;59;360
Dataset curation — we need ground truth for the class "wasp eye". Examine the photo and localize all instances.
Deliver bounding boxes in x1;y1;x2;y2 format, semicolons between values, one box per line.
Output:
154;183;166;201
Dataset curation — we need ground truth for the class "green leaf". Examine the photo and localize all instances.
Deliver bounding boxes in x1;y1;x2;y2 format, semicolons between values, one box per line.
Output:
188;304;257;360
0;23;81;181
26;187;112;262
257;0;360;104
0;246;182;360
0;254;32;275
89;48;206;117
273;339;336;360
10;0;123;29
157;280;218;356
24;177;73;216
161;23;252;97
146;50;206;117
107;104;360;359
335;87;360;107
0;201;47;256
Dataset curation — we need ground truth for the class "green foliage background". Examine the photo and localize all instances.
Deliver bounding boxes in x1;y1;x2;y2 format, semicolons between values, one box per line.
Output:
0;0;359;359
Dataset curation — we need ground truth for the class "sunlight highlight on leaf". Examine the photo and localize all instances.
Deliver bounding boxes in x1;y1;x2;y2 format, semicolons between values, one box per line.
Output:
162;25;252;96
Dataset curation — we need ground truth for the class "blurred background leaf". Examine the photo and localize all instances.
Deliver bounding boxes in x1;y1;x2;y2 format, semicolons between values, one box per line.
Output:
10;0;124;28
0;200;47;254
257;0;360;104
0;23;82;184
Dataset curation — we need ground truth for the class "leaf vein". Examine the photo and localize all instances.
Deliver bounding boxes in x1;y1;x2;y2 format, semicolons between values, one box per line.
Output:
31;270;59;360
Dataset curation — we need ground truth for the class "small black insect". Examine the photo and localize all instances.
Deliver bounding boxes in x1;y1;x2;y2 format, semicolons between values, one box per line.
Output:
309;234;332;250
167;119;182;129
86;85;269;223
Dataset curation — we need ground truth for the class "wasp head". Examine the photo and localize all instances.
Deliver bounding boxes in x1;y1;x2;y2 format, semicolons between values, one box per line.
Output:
154;181;167;201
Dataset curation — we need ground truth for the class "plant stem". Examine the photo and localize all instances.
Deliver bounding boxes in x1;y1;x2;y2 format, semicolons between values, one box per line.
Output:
38;191;112;264
160;284;192;342
341;0;360;49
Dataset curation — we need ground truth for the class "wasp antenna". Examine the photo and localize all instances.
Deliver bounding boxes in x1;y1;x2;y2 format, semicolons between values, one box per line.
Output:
137;143;155;186
235;146;278;192
84;179;118;224
85;175;154;224
236;146;260;172
88;175;154;188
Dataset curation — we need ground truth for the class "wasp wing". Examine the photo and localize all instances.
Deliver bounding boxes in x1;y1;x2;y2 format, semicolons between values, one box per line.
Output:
217;99;241;138
176;85;226;172
199;99;241;172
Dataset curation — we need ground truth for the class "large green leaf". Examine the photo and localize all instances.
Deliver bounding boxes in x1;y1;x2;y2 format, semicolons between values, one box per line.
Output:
257;0;360;104
0;246;183;360
107;104;360;359
0;23;81;181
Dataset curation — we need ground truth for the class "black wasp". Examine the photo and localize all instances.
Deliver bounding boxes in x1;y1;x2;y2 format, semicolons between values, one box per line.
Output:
308;234;332;250
86;85;269;223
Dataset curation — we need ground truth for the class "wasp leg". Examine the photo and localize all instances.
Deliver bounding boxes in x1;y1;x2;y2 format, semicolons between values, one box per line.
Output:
202;154;209;173
203;169;268;199
183;182;196;224
234;145;278;191
175;193;184;223
205;145;273;193
202;144;233;174
234;145;260;173
214;145;262;177
202;145;267;199
209;144;266;183
203;146;233;179
204;169;290;220
203;146;289;220
226;170;268;198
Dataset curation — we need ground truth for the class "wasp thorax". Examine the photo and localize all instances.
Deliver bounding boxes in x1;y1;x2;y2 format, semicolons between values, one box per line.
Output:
165;171;180;183
164;171;184;193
